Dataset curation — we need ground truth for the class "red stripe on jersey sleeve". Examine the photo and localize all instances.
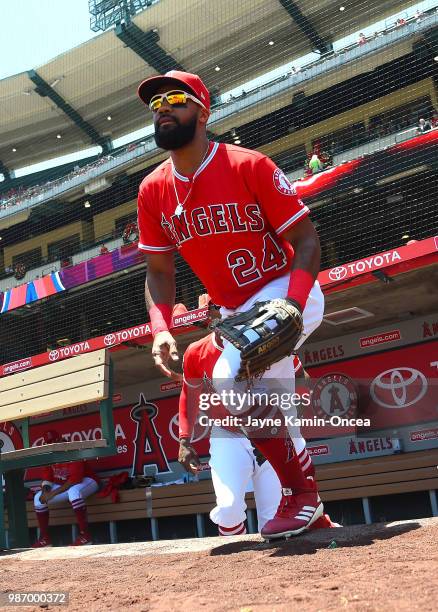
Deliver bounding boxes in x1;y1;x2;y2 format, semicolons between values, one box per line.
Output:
137;184;175;253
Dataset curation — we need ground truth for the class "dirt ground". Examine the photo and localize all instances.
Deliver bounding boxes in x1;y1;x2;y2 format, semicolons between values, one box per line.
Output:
0;518;437;612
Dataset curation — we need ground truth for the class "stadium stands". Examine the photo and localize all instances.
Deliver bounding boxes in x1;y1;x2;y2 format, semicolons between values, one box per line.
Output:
2;4;438;214
0;3;437;350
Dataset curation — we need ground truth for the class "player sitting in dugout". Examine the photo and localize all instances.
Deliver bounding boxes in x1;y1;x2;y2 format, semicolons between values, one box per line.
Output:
32;430;100;548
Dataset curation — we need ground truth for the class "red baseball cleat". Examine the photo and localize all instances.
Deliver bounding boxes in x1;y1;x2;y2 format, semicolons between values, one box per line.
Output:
310;513;342;530
261;488;324;540
32;537;52;548
70;532;93;546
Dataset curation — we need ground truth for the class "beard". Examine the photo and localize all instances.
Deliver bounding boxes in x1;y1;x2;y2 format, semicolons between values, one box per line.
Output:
154;115;198;150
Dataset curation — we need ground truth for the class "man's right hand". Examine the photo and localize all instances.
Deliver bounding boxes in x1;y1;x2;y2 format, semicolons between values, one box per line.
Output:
152;330;179;377
178;439;201;474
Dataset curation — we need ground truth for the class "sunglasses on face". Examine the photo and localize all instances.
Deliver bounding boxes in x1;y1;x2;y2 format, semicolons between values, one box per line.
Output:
149;90;206;112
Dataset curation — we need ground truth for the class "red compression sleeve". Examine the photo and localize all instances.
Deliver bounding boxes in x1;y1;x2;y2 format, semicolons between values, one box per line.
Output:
287;269;315;311
178;380;203;440
149;304;173;337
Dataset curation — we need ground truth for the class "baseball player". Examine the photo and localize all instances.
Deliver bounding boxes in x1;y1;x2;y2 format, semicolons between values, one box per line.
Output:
174;299;337;535
137;71;325;540
32;430;100;548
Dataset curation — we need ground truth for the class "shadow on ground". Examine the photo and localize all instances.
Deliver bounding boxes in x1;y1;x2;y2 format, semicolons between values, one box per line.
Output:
209;521;422;557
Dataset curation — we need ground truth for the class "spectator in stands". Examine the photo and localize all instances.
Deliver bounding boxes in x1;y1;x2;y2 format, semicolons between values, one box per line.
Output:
99;245;109;255
308;153;323;174
417;117;432;134
358;33;367;46
122;221;139;244
329;140;342;155
396;17;407;27
60;257;71;268
414;9;423;22
32;430;100;547
431;111;438;128
14;263;26;280
4;265;14;276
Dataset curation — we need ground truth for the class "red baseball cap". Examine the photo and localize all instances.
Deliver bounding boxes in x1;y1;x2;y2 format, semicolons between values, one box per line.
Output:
138;70;210;111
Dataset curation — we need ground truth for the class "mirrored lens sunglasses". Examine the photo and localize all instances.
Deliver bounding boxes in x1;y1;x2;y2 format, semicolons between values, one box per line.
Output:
149;90;206;112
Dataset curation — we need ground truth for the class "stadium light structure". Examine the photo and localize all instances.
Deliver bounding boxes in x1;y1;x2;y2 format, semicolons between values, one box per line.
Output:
89;0;155;32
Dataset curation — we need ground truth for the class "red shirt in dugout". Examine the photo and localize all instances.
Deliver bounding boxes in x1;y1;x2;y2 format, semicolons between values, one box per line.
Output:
41;461;100;486
138;143;309;308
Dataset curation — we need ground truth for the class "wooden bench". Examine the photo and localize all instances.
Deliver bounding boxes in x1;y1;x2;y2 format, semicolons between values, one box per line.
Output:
316;448;438;523
144;449;438;533
0;349;117;549
5;489;153;545
147;480;258;538
6;480;256;543
11;449;438;543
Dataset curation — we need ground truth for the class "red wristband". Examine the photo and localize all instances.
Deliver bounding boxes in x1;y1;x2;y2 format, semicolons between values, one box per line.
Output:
149;304;173;337
287;269;315;311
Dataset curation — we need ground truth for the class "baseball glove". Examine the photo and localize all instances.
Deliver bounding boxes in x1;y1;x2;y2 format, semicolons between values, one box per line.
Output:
213;298;303;382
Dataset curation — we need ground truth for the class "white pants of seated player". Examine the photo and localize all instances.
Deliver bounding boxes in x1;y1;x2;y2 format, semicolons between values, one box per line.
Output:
34;477;98;510
212;275;324;440
209;429;282;531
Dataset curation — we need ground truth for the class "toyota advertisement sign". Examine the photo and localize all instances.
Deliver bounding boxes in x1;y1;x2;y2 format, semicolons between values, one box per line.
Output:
308;342;438;432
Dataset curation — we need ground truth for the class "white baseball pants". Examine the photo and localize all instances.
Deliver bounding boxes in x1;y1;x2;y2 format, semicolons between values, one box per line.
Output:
209;429;281;531
34;477;99;510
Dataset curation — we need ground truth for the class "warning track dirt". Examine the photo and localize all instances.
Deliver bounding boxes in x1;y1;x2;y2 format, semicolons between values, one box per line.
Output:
1;518;437;611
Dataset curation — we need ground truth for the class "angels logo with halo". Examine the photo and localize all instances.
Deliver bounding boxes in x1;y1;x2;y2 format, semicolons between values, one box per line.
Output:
273;168;297;196
312;373;358;419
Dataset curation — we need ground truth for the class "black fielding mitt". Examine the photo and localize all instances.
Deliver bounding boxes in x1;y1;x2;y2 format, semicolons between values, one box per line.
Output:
213;298;303;382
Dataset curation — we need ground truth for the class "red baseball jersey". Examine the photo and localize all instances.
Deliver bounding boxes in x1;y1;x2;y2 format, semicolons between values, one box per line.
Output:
179;332;302;439
179;332;225;439
138;142;309;308
41;461;100;486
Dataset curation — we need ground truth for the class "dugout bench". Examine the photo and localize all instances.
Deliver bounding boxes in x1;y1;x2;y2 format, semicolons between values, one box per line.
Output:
120;449;438;536
0;349;117;549
7;448;438;544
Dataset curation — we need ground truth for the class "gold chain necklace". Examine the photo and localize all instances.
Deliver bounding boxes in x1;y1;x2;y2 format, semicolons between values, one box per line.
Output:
172;141;211;217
